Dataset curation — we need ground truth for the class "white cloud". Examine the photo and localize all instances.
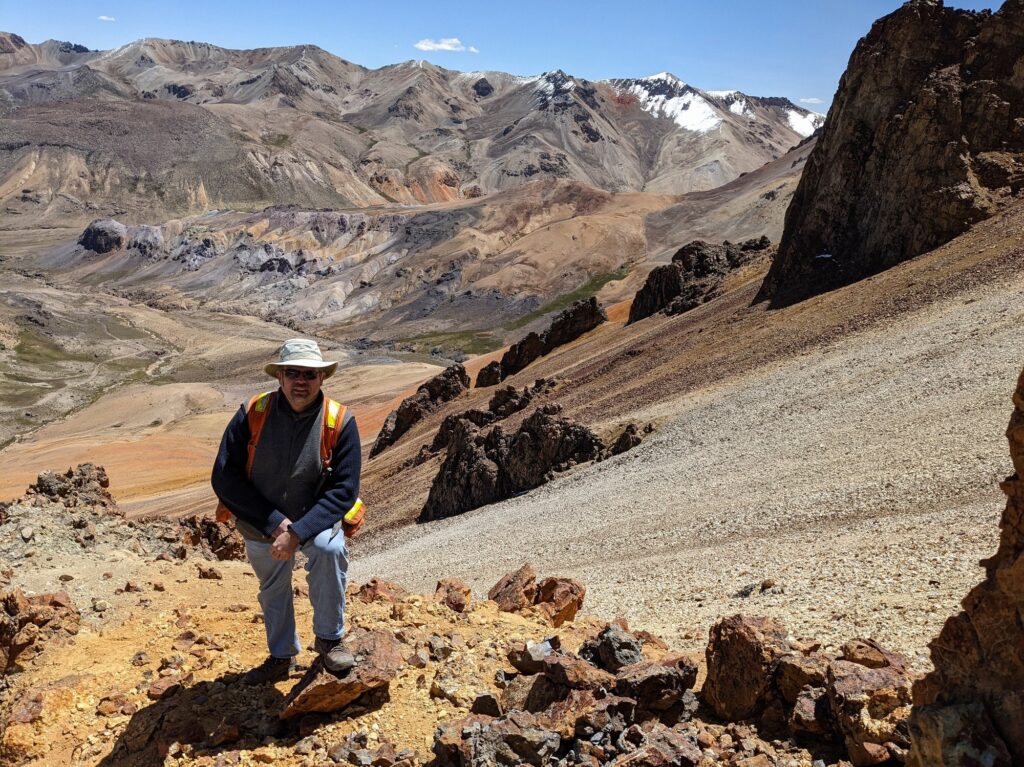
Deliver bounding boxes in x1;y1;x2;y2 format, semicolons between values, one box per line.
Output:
469;46;479;54
413;37;474;52
799;97;823;104
97;15;116;22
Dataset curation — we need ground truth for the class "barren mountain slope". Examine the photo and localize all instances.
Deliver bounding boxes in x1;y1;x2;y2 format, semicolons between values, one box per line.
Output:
353;198;1024;662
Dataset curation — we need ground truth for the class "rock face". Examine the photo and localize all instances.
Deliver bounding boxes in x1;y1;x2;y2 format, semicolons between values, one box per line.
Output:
476;299;607;386
628;237;771;323
419;404;604;521
908;365;1024;764
279;628;404;718
370;364;470;457
78;219;128;253
761;0;1024;306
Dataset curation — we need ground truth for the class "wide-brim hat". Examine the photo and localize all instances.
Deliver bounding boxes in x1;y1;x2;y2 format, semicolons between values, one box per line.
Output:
264;338;338;379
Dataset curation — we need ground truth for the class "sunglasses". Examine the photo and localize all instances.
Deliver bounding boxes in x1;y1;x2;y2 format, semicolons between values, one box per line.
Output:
282;368;321;381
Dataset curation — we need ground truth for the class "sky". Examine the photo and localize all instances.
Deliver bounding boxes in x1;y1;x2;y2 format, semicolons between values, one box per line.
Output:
1;0;1004;110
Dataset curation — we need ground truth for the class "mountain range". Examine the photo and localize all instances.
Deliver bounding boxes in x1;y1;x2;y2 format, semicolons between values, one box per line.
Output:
0;32;823;225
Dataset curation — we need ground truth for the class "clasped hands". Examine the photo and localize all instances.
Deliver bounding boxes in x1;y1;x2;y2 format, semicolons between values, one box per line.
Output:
270;520;300;561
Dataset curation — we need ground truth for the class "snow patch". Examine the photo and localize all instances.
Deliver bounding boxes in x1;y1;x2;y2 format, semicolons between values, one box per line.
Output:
786;109;825;137
627;84;722;132
728;99;749;116
706;90;738;99
645;72;686;87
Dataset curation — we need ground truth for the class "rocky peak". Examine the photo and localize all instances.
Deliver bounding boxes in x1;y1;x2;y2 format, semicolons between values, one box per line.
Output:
760;0;1023;306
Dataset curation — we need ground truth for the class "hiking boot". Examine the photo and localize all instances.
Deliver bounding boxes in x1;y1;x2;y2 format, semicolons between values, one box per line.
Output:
314;636;355;673
241;655;298;685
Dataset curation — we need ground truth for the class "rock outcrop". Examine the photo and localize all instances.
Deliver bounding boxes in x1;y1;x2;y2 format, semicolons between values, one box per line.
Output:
370;364;470;457
907;365;1024;765
475;299;607;386
419;405;604;521
78;219;128;253
0;588;80;674
761;0;1024;306
704;614;916;765
628;237;771;323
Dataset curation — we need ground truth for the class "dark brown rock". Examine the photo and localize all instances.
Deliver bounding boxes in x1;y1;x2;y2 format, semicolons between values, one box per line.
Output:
27;463;115;509
542;654;615;691
840;638;909;671
475;361;502;388
775;651;830;705
907;702;1012;767
827;660;913;766
909;365;1024;763
356;579;409;603
0;587;80;673
628;238;770;323
789;686;833;737
420;405;604;521
508;637;559;674
534;576;585;627
431;711;561;766
79;218;127;253
371;364;470;457
178;514;246;561
703;614;789;721
762;2;1024;306
482;299;607;386
499;671;569;714
614;658;697;713
434;578;472;613
580;624;645;672
280;628;404;718
487;564;537;612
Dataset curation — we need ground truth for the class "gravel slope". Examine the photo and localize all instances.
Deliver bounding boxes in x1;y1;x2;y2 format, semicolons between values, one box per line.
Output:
355;272;1024;669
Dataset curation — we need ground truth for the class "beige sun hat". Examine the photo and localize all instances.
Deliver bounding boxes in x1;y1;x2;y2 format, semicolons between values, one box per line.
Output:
264;338;339;379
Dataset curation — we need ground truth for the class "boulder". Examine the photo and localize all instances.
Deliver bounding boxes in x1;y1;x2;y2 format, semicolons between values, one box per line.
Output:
907;703;1012;767
909;365;1024;762
826;660;913;766
761;2;1024;305
605;722;702;767
499;671;568;714
419;420;504;521
280;628;404;718
542;654;615;691
487;564;537;612
534;576;585;627
789;685;833;737
78;219;127;253
370;364;470;457
775;651;830;705
614;658;697;713
502;405;604;491
703;614;789;721
580;624;645;672
434;578;472;613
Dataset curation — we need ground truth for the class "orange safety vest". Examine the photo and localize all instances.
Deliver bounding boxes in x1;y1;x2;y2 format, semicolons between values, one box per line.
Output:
215;391;365;535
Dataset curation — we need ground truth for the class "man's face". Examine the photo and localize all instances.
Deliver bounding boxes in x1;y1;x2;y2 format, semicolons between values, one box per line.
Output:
277;366;324;412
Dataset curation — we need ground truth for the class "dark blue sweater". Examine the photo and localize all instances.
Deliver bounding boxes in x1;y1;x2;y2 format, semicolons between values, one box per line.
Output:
210;390;361;544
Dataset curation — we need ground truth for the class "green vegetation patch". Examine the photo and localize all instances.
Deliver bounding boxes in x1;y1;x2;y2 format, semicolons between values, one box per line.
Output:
398;330;503;357
505;267;628;331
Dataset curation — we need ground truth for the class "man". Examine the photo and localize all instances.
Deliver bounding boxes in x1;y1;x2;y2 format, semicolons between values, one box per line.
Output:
211;338;361;684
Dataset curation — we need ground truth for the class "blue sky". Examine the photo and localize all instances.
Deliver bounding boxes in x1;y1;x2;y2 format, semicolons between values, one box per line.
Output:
2;1;1003;109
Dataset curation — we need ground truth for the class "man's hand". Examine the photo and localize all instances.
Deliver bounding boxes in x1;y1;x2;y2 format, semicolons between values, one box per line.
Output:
270;522;300;560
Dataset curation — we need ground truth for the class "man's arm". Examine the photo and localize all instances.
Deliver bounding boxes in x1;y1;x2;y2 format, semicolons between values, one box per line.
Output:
287;417;361;544
210;405;289;537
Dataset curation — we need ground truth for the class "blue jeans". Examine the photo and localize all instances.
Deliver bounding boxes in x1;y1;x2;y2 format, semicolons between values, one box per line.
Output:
244;527;348;658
